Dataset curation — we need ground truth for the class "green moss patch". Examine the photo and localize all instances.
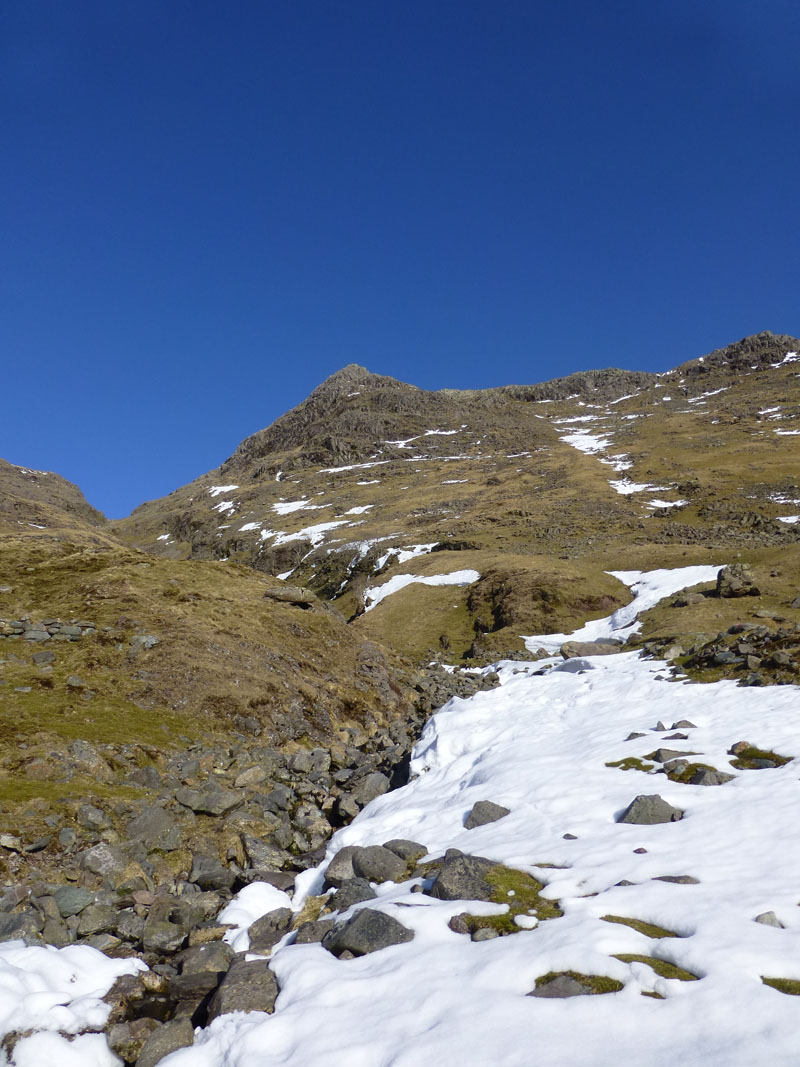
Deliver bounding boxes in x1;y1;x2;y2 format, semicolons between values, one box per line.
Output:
664;761;716;783
761;976;800;995
613;953;699;981
605;757;655;772
600;915;682;939
461;865;563;937
729;748;792;770
534;971;623;995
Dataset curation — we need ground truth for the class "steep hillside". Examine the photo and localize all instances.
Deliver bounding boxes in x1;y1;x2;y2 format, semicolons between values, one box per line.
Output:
0;458;105;536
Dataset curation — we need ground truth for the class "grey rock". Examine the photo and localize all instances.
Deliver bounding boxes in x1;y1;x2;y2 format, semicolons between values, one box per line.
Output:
689;768;735;786
717;563;759;598
654;875;700;884
464;800;510;829
528;975;595;998
179;940;234;974
168;969;221;1001
31;650;56;666
207;958;278;1020
77;903;117;936
294;919;335;944
672;720;697;729
79;842;130;880
323;846;360;889
428;850;497;902
53;886;94;917
189;855;236;892
114;909;145;943
23;629;50;642
351;771;391;806
241;834;289;872
382;839;427;863
322;908;414;957
470;926;500;941
127;807;183;852
142;920;187;954
130;634;160;651
561;640;623;659
617;794;684;825
77;803;110;831
330;878;377;912
351;845;408;885
66;674;86;689
136;1018;194;1067
650;749;693;764
755;911;784;928
247;907;293;953
176;786;241;816
0;911;43;942
107;1018;162;1063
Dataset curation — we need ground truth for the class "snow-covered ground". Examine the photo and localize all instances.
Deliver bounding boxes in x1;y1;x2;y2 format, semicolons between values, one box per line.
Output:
5;566;800;1066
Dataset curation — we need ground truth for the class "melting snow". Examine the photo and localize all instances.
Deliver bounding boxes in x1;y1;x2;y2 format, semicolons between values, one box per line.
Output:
153;564;800;1067
273;500;331;516
647;498;688;509
770;351;799;368
272;520;351;547
374;543;438;571
777;516;800;524
608;480;669;496
345;505;374;515
363;569;481;612
319;461;390;474
208;485;239;497
559;431;613;455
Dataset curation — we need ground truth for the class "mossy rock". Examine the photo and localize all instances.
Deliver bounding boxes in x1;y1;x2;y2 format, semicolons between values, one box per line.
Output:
532;971;624;996
600;914;682;939
605;757;655;773
663;761;715;784
460;864;563;937
729;747;791;770
761;976;800;995
613;953;699;981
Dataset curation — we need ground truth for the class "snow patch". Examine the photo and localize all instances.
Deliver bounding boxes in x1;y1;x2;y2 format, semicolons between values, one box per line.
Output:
364;569;481;612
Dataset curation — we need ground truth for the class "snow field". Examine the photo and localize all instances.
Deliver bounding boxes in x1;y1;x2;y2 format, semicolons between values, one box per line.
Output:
163;565;800;1066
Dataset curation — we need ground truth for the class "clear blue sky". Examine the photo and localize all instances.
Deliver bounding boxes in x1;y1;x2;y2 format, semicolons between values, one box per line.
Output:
2;1;798;518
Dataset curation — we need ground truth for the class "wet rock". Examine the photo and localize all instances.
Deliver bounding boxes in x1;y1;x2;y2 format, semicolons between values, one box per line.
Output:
207;958;278;1020
617;794;684;824
464;800;510;829
322;907;414;957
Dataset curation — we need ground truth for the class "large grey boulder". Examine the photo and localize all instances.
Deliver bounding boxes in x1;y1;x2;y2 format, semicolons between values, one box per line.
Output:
428;850;497;902
323;846;360;888
351;845;407;884
382;839;427;863
330;878;377;912
322;908;414;957
206;958;278;1020
464;800;510;829
617;794;684;824
351;772;391;806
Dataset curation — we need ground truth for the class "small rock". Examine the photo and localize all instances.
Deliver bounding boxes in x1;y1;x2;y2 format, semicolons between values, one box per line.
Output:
755;911;784;928
428;850;496;902
617;795;684;825
470;926;499;941
464;800;511;829
53;886;94;918
330;878;377;912
294;919;335;944
654;875;700;884
107;1018;161;1063
528;975;595;998
689;768;735;786
672;720;697;729
323;846;360;889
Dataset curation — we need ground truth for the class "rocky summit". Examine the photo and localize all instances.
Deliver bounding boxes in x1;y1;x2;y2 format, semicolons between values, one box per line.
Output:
1;330;800;1066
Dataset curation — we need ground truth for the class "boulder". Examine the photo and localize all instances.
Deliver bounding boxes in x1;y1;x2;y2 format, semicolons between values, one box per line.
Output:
382;839;427;863
464;800;510;829
323;846;360;889
617;794;684;824
716;564;760;598
207;958;278;1020
136;1018;194;1067
330;878;377;912
351;845;408;884
294;919;335;944
322;908;414;957
428;850;497;902
127;807;183;852
247;907;293;953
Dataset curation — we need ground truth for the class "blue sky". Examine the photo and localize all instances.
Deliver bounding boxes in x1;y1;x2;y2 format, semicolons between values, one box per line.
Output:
2;1;799;518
